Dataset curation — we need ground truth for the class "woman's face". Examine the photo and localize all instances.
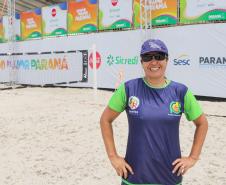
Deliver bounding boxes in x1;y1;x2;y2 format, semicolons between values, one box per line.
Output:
141;52;168;80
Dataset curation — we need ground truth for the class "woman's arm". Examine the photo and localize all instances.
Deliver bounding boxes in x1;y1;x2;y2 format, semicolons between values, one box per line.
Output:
172;113;208;176
100;107;134;178
189;113;208;160
100;107;121;159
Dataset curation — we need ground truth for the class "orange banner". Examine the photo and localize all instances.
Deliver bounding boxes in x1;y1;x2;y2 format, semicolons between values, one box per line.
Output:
20;8;42;40
68;0;97;33
0;18;3;42
134;0;177;27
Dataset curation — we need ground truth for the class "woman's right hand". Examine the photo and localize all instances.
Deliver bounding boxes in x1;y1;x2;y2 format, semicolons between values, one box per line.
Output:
109;155;134;179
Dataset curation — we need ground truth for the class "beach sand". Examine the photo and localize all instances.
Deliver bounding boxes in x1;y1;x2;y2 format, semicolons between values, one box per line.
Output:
0;87;225;185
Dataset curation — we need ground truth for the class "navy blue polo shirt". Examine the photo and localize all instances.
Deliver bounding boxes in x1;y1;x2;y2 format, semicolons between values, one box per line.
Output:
108;78;202;185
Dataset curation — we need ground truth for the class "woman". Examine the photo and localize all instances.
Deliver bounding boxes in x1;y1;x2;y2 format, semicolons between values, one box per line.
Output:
100;39;208;185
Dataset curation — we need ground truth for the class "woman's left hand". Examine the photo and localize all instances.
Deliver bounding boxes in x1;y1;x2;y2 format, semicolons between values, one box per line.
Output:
172;156;197;176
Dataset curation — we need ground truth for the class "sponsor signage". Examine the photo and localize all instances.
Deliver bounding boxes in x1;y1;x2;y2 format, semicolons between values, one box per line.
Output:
106;54;139;66
89;51;102;69
173;55;190;66
98;0;133;30
20;8;42;40
134;0;177;27
68;0;98;34
180;0;226;24
42;3;68;37
199;57;226;67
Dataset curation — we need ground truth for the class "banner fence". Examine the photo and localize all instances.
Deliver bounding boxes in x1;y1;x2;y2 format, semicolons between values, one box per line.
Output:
0;0;226;43
1;25;226;98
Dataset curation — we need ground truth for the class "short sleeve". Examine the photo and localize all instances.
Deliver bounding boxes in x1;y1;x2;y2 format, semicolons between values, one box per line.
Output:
108;83;127;113
184;89;203;121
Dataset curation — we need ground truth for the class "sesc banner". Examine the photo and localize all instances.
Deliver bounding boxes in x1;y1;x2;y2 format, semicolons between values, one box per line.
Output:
99;0;133;30
21;8;42;40
42;2;67;37
15;13;22;41
133;0;177;28
68;0;97;34
180;0;226;24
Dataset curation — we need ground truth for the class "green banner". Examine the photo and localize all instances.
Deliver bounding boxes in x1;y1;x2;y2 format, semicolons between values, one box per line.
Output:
133;0;177;27
180;0;226;24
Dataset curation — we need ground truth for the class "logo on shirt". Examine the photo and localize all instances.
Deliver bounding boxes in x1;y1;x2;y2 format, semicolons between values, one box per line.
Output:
169;101;181;115
128;96;140;110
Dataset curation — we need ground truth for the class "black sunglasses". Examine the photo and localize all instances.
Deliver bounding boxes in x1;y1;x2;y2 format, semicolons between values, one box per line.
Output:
141;53;168;62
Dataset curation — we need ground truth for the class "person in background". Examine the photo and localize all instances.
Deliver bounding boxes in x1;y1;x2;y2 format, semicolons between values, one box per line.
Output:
100;39;208;185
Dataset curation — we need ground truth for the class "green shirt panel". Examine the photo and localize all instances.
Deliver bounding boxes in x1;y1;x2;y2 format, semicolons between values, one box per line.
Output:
108;83;127;112
184;90;203;121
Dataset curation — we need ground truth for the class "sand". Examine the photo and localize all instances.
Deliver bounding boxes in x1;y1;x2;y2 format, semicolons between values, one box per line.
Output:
0;87;225;185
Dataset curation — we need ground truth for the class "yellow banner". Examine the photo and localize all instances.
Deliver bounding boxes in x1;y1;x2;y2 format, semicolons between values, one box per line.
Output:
0;19;3;42
134;0;177;27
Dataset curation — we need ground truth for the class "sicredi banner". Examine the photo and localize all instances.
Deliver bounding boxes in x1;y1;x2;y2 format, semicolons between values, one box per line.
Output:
15;13;22;41
21;8;42;40
0;18;3;43
180;0;226;24
42;2;67;37
68;0;97;34
99;0;133;30
133;0;177;27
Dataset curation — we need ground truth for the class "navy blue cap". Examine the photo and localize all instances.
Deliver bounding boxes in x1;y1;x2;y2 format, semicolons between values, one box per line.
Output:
140;39;168;55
